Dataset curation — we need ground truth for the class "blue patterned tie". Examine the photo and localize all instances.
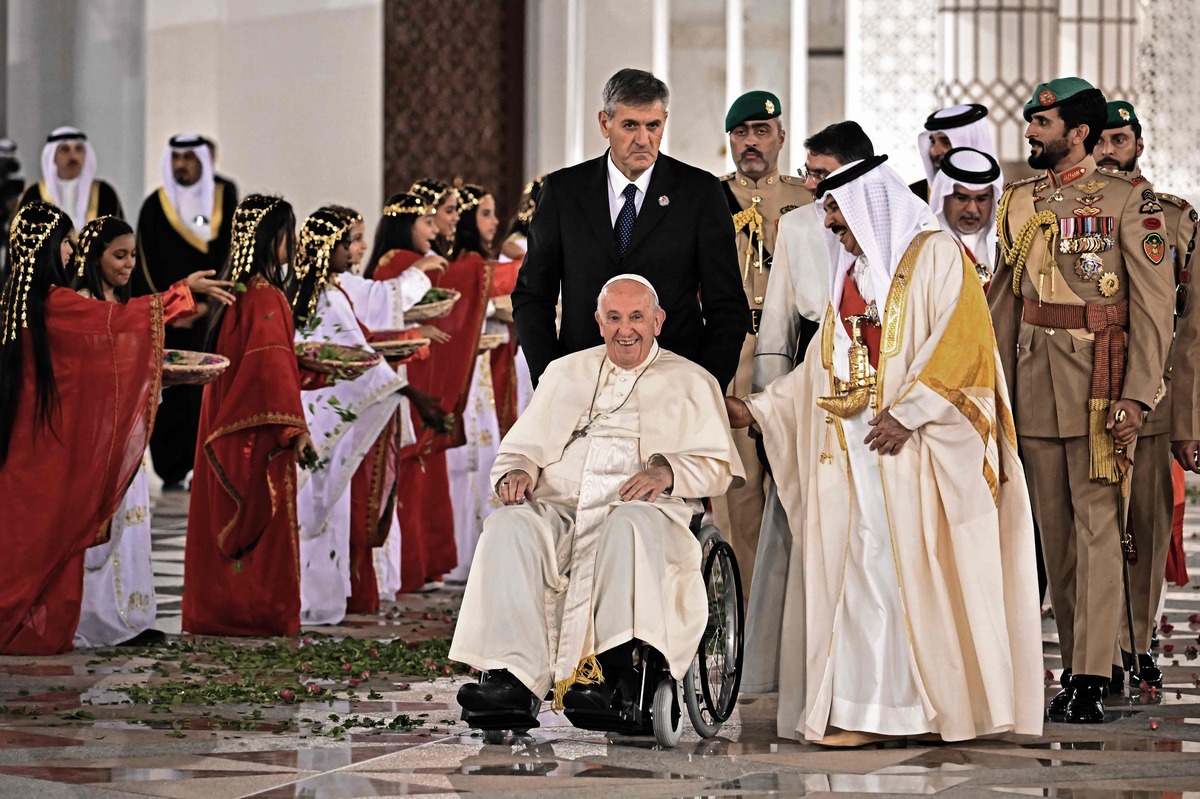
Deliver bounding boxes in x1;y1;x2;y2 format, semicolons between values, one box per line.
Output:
615;183;638;256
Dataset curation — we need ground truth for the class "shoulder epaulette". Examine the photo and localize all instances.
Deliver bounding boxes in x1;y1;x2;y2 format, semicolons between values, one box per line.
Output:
1002;174;1041;191
719;172;735;182
1157;192;1192;210
779;174;800;185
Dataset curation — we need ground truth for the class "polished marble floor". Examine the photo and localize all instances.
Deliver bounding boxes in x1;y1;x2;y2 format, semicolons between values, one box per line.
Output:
2;489;1200;798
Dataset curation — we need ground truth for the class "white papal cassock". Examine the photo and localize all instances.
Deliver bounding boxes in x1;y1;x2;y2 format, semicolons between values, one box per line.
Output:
450;342;744;700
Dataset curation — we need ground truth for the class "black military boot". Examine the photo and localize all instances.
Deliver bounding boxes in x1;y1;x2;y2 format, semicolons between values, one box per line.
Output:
1130;652;1164;690
1047;670;1073;722
1064;674;1107;724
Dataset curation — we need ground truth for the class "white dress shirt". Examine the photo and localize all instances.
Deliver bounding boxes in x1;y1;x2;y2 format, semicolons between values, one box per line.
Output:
606;153;655;226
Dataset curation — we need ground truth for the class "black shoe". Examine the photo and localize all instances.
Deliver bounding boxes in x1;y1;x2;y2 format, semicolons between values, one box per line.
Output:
1059;668;1073;687
117;629;167;647
1065;676;1107;724
1047;686;1074;722
1106;664;1125;697
1130;653;1164;689
457;670;535;712
562;681;618;711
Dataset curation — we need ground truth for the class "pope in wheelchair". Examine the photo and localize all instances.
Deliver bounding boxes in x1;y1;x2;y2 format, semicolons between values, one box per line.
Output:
450;275;744;739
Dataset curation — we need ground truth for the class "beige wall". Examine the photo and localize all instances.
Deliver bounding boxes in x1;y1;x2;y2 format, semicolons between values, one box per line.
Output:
144;0;383;225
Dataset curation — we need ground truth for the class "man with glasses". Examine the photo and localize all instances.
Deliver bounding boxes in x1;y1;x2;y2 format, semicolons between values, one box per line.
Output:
742;121;876;696
1093;100;1200;692
926;147;1004;285
714;91;811;593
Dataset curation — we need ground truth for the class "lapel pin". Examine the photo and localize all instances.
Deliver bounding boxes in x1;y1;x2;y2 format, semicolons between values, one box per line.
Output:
658;195;669;207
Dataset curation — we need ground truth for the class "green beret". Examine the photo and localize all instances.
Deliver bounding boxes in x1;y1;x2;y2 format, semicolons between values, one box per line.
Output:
725;91;782;132
1022;77;1096;121
1105;100;1138;130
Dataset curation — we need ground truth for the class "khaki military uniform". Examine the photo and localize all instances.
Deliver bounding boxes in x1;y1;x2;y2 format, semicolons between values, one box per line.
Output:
711;170;811;591
988;155;1175;679
1122;189;1199;654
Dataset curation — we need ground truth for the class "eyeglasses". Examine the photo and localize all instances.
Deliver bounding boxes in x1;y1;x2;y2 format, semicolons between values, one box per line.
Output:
798;167;830;183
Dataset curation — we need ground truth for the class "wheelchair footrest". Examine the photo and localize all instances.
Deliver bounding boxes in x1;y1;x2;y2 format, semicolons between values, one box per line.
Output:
460;705;541;732
563;706;647;735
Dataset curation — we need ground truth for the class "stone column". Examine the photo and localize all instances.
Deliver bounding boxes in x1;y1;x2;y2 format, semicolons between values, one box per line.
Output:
1134;0;1200;199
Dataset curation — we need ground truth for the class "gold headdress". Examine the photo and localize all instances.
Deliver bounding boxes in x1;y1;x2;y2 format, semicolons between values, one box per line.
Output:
227;194;284;285
72;215;119;278
292;206;358;320
454;183;488;215
516;176;545;224
409;179;449;208
1;202;67;345
384;193;436;217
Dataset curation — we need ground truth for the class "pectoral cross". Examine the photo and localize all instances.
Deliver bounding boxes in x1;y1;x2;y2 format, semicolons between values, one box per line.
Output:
568;426;590;445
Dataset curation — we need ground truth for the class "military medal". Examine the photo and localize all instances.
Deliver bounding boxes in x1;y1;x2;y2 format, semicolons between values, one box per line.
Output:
1098;272;1120;297
1059;216;1115;254
1075;252;1104;280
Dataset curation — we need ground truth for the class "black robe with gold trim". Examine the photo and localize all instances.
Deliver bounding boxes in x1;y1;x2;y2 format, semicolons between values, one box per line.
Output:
132;175;238;485
19;179;124;227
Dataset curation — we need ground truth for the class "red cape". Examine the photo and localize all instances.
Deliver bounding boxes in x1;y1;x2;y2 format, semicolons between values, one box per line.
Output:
0;287;169;654
183;276;308;636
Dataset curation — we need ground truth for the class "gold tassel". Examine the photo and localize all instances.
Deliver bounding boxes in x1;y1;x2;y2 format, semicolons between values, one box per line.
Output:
1088;399;1119;484
819;416;835;464
552;655;604;711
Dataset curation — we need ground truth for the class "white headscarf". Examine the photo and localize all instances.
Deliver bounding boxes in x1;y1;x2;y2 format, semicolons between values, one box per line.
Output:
161;134;215;237
917;105;998;186
820;157;938;310
928;147;1004;269
39;126;97;229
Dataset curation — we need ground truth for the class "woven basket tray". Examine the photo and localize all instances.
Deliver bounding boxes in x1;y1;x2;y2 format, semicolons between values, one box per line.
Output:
373;337;431;361
477;333;505;353
295;341;382;380
162;350;230;386
406;289;461;321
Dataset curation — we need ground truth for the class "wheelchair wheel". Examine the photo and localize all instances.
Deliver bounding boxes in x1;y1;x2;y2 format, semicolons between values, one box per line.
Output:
689;526;743;729
651;677;683;748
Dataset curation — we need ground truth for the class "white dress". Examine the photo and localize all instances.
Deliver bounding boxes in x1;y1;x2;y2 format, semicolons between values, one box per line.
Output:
75;457;157;647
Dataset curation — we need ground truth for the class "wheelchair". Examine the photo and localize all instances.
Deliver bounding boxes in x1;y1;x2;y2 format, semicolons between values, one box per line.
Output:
461;520;744;748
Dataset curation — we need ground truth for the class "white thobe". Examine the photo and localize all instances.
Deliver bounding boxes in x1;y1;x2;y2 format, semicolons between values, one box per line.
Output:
296;284;404;624
450;343;743;698
75;458;157;647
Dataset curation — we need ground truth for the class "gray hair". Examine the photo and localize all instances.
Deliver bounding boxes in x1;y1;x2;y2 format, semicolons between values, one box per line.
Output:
596;277;661;314
601;68;670;118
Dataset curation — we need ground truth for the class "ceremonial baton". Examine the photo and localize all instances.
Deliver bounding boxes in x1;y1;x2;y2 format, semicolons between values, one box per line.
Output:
1114;408;1141;685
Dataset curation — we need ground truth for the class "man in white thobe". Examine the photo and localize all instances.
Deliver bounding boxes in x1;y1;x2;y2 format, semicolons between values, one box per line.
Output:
727;156;1043;745
926;146;1004;284
451;275;743;723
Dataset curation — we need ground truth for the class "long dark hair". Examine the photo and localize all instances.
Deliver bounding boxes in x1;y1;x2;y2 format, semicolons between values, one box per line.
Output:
0;202;74;465
291;205;358;328
72;216;135;304
363;192;435;279
205;194;295;351
452;184;493;259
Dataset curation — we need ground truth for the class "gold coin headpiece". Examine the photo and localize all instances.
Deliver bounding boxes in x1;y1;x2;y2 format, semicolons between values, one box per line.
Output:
227;194;283;285
409;179;449;208
292;206;358;320
384;193;436;217
1;202;67;345
72;215;119;279
454;183;488;215
516;175;546;224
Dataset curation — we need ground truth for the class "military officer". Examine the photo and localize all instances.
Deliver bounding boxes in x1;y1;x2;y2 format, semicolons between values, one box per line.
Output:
1094;100;1200;690
713;90;811;591
988;78;1175;724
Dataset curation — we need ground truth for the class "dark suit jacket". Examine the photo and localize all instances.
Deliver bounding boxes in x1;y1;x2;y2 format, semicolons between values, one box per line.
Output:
513;151;748;390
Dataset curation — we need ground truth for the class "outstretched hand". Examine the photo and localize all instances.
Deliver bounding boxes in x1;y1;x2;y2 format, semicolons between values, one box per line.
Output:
185;269;237;306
